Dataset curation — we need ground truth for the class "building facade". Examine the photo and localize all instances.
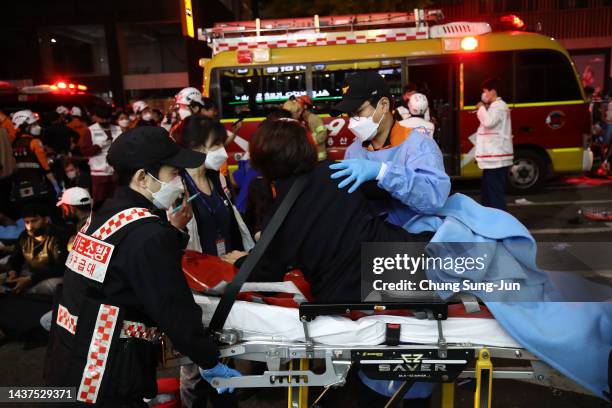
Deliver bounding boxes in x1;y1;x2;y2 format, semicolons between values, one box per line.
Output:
436;0;612;95
0;0;252;106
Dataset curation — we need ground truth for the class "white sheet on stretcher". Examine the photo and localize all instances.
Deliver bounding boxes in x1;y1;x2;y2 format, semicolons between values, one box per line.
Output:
194;295;520;348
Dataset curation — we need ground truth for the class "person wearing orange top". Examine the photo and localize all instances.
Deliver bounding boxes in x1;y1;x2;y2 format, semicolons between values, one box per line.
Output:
329;71;450;228
10;110;61;201
326;71;450;405
66;106;89;143
0;110;17;143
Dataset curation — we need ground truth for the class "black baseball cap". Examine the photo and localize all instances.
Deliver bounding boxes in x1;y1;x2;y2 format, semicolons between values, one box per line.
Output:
108;126;205;170
331;71;391;116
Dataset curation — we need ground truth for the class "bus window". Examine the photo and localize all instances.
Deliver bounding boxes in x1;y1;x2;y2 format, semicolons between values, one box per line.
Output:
463;51;514;107
311;60;403;114
515;50;582;103
216;65;307;119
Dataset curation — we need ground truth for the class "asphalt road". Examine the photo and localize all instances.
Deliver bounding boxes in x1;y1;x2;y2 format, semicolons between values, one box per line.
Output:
455;175;612;240
0;175;611;408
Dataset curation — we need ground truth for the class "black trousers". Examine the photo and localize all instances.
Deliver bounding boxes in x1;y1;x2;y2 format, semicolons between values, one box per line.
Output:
481;166;509;211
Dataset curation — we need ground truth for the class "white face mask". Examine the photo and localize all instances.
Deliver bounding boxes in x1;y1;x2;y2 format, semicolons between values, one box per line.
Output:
30;124;42;136
142;112;153;121
178;107;192;120
118;119;130;128
204;147;229;171
146;173;184;210
347;104;383;142
481;92;490;104
66;170;77;180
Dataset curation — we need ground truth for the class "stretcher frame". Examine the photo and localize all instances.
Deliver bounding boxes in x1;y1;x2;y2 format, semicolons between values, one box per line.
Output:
162;301;578;408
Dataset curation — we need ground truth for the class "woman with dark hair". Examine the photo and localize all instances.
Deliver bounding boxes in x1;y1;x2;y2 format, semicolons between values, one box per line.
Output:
225;118;432;303
178;115;250;408
223;118;435;407
179;115;248;257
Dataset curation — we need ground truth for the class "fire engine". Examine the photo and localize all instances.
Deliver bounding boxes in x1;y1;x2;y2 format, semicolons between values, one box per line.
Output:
199;9;592;193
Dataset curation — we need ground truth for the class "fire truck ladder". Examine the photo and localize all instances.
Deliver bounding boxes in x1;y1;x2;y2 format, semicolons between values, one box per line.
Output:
200;9;446;55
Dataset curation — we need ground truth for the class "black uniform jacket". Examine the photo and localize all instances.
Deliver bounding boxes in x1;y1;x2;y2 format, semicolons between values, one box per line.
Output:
248;161;432;302
62;186;219;369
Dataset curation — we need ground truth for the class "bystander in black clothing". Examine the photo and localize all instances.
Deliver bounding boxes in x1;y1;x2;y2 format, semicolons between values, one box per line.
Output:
8;223;68;293
61;158;91;191
42;116;78;156
246;161;432;302
242;119;432;302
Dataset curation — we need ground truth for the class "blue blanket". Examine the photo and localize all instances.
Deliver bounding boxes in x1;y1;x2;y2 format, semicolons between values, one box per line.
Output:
404;193;612;399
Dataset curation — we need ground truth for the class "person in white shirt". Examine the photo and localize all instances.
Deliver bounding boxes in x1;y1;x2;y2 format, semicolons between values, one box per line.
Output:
399;93;435;138
475;78;514;210
79;105;122;208
396;83;431;121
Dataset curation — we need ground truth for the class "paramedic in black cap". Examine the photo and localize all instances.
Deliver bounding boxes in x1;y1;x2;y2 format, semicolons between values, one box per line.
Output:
46;126;240;407
328;71;450;228
326;74;448;407
331;71;392;118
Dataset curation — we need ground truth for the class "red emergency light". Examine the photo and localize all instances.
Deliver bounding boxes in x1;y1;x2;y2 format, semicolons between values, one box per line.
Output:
461;36;478;51
50;81;88;93
500;14;525;30
237;50;253;64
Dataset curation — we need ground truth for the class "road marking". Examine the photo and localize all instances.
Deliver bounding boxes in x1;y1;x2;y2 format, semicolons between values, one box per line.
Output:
510;199;612;207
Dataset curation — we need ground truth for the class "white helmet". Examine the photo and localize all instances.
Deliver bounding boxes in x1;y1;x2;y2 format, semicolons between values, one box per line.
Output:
70;106;82;117
175;87;204;106
12;110;37;128
56;106;69;115
408;93;429;116
133;100;149;114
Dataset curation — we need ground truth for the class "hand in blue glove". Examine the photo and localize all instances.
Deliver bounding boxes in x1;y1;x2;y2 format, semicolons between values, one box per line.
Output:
199;362;241;394
329;159;382;193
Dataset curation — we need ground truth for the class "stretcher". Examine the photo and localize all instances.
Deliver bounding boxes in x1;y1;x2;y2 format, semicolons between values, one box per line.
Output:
169;180;596;407
159;295;587;408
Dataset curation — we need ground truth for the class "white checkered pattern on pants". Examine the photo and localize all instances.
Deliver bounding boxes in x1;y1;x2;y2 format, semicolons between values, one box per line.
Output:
120;320;158;341
77;304;119;404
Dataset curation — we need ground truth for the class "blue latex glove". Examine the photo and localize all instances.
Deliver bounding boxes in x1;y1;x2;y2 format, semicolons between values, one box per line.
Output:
329;159;382;193
199;362;241;394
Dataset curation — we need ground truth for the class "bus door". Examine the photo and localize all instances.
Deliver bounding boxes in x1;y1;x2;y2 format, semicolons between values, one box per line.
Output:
406;59;460;175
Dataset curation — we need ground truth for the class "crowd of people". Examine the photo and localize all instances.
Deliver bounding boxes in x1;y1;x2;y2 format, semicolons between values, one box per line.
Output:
0;73;522;407
586;86;612;172
0;88;233;332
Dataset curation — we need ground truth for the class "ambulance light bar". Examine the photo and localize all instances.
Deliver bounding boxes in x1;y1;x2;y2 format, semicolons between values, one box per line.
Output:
429;22;491;39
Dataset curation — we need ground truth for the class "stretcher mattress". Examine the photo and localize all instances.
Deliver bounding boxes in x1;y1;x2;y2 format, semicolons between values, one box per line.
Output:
194;295;520;348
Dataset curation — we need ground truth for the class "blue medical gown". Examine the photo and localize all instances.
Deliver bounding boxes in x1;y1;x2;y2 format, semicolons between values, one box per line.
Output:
344;129;450;226
346;129;450;399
